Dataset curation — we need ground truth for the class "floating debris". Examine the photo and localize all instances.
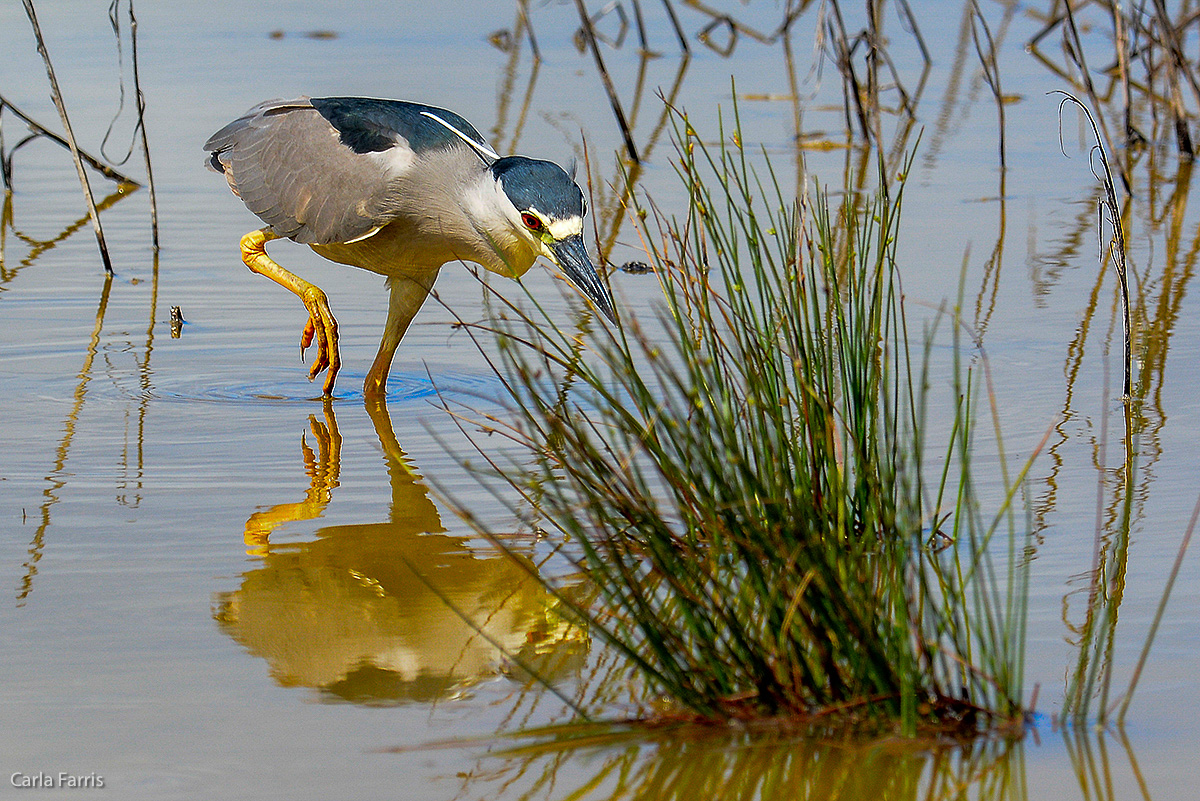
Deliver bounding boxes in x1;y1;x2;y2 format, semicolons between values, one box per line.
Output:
268;30;338;40
618;260;653;274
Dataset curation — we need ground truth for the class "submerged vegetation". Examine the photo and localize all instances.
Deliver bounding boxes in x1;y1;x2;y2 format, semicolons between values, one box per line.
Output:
449;109;1035;737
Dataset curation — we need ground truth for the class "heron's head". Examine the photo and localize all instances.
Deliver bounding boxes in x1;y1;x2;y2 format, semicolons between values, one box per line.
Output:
490;156;616;323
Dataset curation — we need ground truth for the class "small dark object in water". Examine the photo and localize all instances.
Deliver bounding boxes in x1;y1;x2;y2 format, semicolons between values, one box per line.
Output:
268;30;338;40
488;29;514;52
170;305;185;338
619;260;654;274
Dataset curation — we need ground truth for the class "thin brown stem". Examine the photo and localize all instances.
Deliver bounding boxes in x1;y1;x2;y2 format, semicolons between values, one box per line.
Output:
21;0;114;273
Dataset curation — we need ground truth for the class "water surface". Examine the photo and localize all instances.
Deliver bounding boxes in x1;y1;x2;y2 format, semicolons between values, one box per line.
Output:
2;1;1198;798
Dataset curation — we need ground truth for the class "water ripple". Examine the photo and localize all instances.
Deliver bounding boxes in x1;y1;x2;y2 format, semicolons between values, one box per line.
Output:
148;370;509;409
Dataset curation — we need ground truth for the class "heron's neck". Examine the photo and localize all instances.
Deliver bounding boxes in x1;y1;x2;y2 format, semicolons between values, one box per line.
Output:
459;172;538;278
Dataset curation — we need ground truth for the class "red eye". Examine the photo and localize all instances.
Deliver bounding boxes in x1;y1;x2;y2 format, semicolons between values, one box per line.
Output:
521;213;543;232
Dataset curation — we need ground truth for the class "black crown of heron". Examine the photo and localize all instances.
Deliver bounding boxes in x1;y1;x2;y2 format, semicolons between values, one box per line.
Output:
206;96;616;397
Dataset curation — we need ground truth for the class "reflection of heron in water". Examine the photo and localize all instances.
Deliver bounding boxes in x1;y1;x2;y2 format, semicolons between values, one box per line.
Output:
213;400;586;705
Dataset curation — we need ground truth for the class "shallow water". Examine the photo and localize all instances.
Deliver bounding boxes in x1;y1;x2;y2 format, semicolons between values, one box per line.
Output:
2;0;1199;798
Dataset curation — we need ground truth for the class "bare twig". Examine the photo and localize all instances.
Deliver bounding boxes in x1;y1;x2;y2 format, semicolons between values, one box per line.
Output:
827;1;872;142
1055;92;1132;399
659;0;690;54
128;1;159;250
630;0;652;53
1149;0;1196;159
102;0;159;249
894;0;929;64
969;0;1006;170
0;94;139;187
518;0;541;62
1060;0;1132;193
1108;0;1143;147
573;0;640;163
21;0;114;274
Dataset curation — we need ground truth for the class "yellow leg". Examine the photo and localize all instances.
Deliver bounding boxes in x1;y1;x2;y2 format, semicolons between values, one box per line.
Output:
240;229;341;396
363;268;440;398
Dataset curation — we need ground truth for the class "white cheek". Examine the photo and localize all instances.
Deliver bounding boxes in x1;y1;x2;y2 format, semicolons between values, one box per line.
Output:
547;217;583;239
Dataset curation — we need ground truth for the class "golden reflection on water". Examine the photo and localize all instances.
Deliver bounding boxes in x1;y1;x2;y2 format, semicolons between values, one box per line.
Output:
449;723;1164;801
452;723;1027;801
0;183;136;288
214;399;587;705
6;182;146;607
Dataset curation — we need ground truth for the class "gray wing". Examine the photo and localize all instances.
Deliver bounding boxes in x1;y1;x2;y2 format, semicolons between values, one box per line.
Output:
204;97;497;245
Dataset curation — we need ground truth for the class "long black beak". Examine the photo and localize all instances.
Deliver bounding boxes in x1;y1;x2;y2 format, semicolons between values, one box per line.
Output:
551;234;617;324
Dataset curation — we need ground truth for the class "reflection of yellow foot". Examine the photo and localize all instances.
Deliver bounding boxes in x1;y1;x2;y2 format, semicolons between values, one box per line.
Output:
239;229;341;396
243;403;342;555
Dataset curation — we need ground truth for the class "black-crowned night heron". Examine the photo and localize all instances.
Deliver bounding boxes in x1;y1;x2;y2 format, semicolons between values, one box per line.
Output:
205;96;616;398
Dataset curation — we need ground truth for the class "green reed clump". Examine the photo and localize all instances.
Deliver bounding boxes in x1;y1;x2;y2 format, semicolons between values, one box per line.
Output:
454;111;1031;736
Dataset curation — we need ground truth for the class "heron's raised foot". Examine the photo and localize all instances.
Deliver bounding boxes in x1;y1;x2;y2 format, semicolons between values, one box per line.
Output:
296;286;340;395
240;228;341;397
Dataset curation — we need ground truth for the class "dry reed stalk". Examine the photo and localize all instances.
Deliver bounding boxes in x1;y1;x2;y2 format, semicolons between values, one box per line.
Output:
1150;0;1196;159
21;0;114;273
827;1;872;142
1056;92;1132;399
970;0;1006;170
659;0;689;53
573;0;641;163
1115;490;1200;722
518;0;542;61
1108;1;1142;146
127;1;159;250
0;94;138;189
1061;1;1132;193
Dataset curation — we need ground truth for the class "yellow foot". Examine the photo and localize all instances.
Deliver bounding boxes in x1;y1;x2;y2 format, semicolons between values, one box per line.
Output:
239;229;341;397
297;289;340;396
